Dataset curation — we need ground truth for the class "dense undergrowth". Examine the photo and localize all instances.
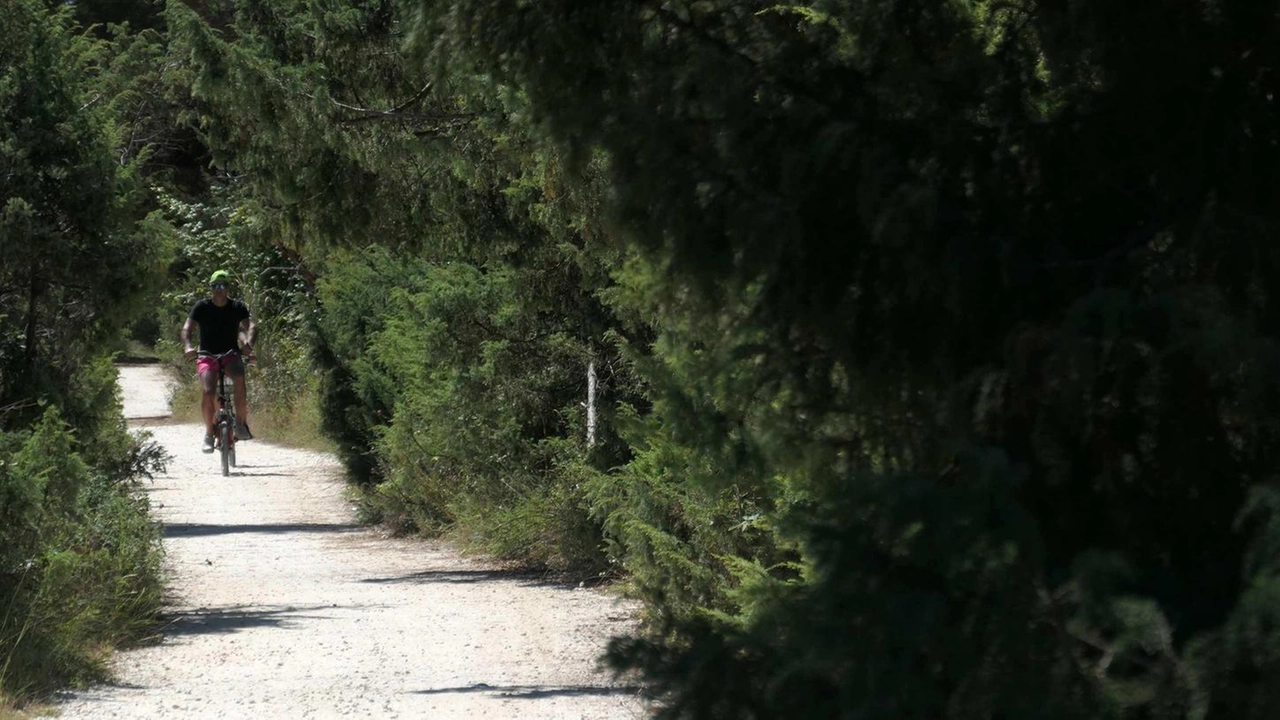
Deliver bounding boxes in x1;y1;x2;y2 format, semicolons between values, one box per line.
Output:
0;370;167;706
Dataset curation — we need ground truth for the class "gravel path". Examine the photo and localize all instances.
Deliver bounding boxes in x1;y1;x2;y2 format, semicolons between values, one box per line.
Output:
54;364;645;719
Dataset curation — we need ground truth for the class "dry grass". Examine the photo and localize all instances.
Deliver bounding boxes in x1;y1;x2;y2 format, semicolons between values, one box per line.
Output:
166;362;334;454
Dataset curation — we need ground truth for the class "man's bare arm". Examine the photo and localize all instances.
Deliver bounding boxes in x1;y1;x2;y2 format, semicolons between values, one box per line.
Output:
182;318;197;360
240;318;258;353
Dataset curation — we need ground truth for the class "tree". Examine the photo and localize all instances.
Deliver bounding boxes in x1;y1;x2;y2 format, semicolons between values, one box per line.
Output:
0;0;166;422
405;0;1280;716
0;1;169;701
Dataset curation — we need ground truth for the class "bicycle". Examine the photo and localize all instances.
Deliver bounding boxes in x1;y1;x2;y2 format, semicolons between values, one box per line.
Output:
197;350;251;476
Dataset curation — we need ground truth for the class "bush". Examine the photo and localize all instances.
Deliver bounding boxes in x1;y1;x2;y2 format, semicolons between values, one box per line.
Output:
0;407;166;702
318;250;613;574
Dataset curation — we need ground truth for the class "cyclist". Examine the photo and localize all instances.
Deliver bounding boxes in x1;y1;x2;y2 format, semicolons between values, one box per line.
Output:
181;270;257;453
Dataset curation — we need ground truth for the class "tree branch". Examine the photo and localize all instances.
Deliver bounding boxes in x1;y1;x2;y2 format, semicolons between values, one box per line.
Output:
324;81;434;120
342;111;475;127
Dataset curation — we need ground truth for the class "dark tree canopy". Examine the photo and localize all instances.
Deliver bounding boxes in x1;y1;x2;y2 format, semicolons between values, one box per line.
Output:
402;0;1280;716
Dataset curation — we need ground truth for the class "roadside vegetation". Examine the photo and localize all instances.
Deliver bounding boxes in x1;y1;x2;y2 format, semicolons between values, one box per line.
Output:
0;1;171;708
4;0;1279;717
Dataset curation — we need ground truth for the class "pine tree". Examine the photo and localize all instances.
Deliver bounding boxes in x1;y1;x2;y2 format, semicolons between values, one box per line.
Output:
405;0;1280;715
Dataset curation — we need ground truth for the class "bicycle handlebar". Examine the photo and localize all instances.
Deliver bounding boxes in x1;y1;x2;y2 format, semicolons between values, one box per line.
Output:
194;349;253;364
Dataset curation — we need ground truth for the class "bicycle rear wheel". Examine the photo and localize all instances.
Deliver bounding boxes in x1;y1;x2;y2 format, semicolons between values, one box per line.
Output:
219;423;231;476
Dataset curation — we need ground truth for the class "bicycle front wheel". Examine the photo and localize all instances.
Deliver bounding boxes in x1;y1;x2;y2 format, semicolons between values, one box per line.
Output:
220;423;231;476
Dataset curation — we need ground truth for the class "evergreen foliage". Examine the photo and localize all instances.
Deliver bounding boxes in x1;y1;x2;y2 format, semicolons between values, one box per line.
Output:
403;0;1280;715
1;2;164;404
0;0;169;703
165;0;639;571
152;0;1280;715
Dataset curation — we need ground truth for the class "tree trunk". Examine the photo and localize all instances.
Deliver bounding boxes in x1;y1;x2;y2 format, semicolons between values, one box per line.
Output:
24;274;40;364
587;359;597;448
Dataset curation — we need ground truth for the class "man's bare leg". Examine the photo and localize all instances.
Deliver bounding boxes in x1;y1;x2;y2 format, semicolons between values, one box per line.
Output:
202;389;216;435
199;370;217;451
233;374;251;437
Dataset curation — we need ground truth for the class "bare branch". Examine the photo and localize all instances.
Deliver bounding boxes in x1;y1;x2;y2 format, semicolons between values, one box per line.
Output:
321;81;434;120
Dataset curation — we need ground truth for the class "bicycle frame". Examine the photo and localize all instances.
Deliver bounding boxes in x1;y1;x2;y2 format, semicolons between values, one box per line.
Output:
200;350;243;476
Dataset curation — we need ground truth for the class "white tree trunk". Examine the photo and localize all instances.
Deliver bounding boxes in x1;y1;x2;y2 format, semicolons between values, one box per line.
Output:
587;360;597;448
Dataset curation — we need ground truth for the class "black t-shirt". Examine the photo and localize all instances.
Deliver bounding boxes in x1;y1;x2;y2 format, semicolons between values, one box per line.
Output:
189;298;251;354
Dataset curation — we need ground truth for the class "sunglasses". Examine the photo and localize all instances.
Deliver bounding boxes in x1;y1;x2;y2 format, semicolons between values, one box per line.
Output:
212;282;228;290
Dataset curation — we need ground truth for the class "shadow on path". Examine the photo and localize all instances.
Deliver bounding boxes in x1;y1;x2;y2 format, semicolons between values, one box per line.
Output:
359;568;561;588
411;683;645;700
164;522;362;538
160;603;341;636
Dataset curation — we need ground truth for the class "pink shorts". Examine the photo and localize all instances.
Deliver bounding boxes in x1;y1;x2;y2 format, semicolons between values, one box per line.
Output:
197;353;245;378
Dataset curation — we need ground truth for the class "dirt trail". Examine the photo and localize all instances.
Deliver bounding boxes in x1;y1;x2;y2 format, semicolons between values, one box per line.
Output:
54;364;645;719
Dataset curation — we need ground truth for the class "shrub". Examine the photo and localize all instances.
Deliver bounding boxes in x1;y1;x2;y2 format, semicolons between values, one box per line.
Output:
0;408;165;701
